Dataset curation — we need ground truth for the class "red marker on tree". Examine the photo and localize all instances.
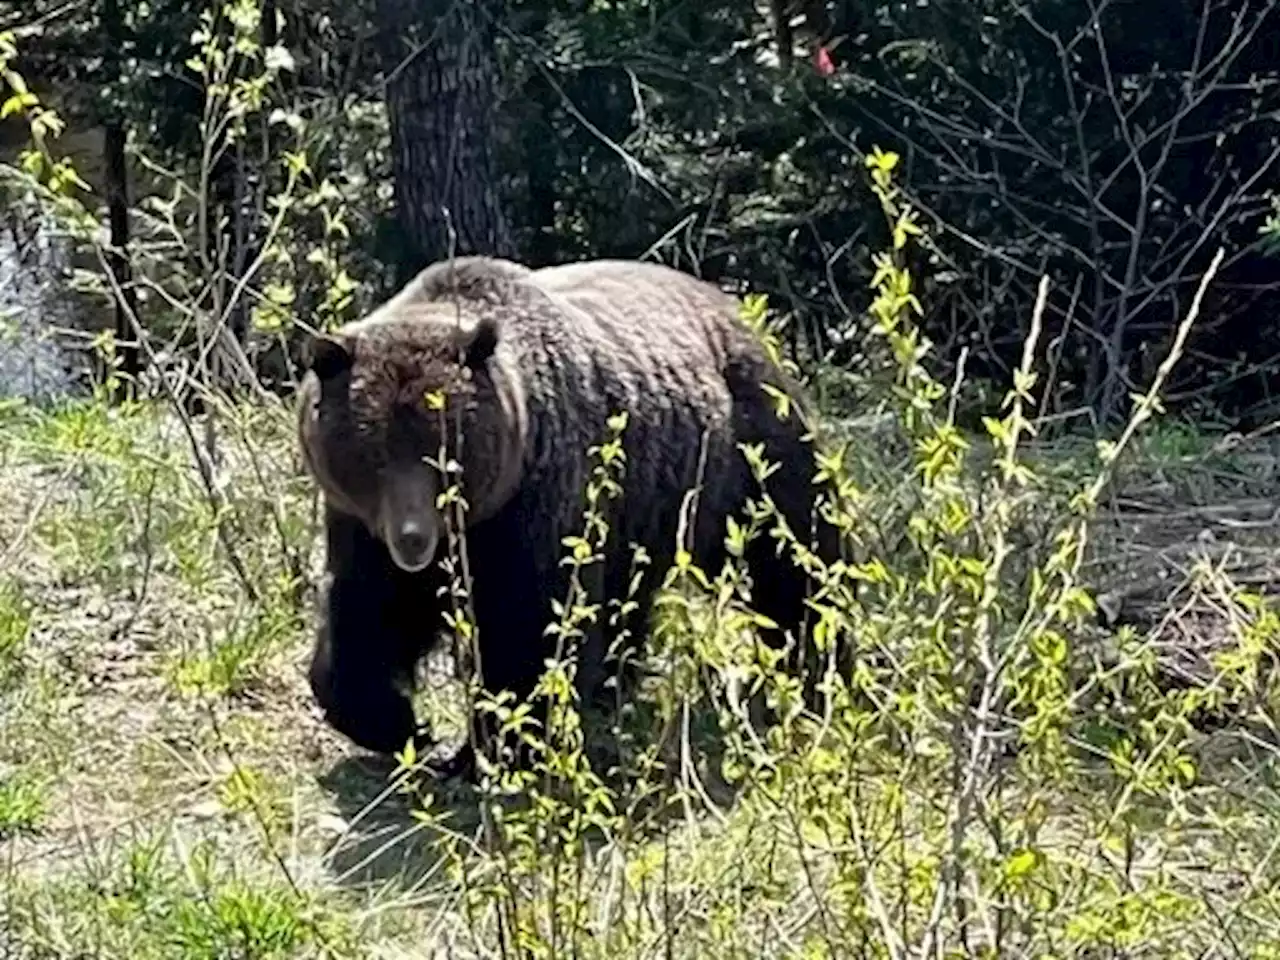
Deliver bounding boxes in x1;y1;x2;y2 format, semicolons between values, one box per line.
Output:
813;45;835;77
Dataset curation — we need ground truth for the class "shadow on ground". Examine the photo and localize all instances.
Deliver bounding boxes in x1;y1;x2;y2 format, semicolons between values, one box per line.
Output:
311;694;753;895
314;751;483;893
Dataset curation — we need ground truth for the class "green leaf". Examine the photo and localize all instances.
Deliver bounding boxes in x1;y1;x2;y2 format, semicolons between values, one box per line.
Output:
1003;847;1042;880
1;91;37;119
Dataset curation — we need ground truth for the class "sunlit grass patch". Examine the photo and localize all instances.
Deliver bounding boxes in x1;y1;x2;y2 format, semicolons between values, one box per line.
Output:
5;833;358;959
167;572;306;701
0;770;46;838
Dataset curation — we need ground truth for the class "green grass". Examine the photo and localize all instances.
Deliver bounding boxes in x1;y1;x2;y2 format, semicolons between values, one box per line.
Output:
0;770;46;837
5;833;356;959
0;397;367;955
0;580;30;686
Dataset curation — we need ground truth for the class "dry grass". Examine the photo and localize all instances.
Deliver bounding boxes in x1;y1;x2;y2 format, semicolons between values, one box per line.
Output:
1073;428;1280;688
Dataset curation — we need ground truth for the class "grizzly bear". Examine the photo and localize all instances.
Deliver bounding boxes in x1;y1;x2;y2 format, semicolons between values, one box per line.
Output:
298;255;834;773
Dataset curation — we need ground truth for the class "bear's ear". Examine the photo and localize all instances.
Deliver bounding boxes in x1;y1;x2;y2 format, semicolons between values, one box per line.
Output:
462;314;500;371
307;333;353;380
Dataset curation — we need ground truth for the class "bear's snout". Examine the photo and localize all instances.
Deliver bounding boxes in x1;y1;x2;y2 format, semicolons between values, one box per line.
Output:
387;518;438;572
375;461;442;573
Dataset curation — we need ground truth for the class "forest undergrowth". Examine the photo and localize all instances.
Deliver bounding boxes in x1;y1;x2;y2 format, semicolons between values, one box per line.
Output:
1;154;1279;958
3;17;1280;955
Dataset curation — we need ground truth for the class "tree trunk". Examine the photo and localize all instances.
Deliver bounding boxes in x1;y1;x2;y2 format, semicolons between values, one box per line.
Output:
769;0;795;69
376;0;516;281
102;0;139;398
522;72;558;268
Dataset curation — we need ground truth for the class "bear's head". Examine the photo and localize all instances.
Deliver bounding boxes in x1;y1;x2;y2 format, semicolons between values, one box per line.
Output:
297;299;529;573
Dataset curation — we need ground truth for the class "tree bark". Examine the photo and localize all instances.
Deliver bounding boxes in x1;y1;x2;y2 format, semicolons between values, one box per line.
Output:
769;0;795;69
102;0;139;397
376;0;516;281
521;72;558;268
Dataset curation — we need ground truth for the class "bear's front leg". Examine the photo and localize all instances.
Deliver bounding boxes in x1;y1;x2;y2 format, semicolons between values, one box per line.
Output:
427;581;550;780
309;504;442;757
446;504;565;776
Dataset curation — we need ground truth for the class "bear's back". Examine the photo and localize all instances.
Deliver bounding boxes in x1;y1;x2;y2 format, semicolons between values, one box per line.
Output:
530;259;737;321
515;259;742;426
403;256;810;579
525;259;748;377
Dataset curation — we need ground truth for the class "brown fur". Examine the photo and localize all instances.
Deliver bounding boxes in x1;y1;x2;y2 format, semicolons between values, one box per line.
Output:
298;255;833;765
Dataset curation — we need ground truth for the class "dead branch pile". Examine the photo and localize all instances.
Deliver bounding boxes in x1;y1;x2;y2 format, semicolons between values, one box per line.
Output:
1082;432;1280;688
